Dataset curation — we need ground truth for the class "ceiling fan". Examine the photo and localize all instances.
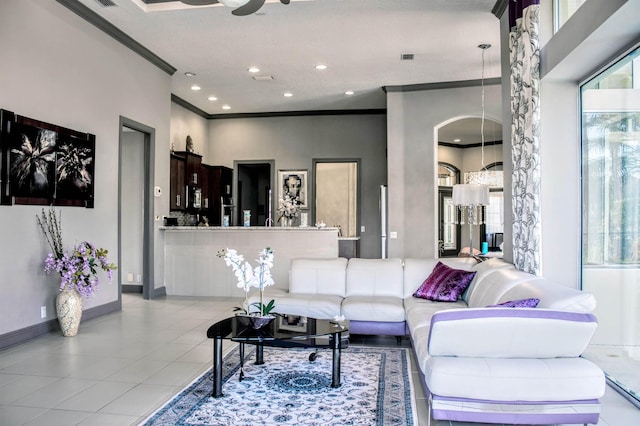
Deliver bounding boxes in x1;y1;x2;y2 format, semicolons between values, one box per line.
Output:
179;0;290;16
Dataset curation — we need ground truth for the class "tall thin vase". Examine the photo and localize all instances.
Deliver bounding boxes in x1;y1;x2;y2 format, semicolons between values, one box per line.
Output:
56;288;83;336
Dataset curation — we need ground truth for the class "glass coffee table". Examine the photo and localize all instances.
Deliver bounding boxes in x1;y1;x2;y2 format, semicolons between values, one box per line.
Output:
206;314;349;398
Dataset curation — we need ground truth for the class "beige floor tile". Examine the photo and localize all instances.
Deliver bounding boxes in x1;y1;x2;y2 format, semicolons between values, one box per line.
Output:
55;380;136;412
76;412;140;426
0;376;60;405
22;409;91;426
142;361;207;387
99;383;178;417
106;359;171;383
12;377;96;408
0;406;47;426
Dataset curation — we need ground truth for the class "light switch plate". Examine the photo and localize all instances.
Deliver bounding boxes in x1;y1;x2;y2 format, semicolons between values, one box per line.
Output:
390;231;398;239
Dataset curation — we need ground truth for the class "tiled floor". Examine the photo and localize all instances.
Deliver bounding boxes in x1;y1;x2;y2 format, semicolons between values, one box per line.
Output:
583;344;640;404
0;294;638;426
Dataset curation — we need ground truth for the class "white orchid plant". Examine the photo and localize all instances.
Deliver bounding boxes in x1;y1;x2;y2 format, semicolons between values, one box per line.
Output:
217;247;275;316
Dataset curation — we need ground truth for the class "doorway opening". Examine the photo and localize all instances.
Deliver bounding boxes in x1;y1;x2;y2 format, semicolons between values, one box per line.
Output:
119;117;155;300
234;160;274;226
436;117;503;257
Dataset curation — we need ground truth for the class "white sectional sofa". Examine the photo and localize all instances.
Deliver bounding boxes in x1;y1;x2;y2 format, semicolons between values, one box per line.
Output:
253;256;606;425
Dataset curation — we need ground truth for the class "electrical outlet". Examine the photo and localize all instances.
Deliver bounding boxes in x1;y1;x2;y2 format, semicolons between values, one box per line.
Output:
40;306;46;318
127;273;134;282
390;231;398;239
361;226;365;233
136;274;142;283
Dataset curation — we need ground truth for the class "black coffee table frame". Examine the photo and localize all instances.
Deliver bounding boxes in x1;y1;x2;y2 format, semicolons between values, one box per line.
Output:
206;315;348;398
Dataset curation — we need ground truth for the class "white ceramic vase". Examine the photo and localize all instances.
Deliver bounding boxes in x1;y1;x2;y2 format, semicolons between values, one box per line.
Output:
56;288;83;337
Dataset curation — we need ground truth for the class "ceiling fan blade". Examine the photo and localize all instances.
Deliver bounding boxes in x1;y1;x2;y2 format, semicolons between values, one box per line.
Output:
231;0;265;16
179;0;220;5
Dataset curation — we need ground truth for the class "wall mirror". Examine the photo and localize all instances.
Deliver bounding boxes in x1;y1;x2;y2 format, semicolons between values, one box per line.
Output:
313;159;359;237
437;117;503;256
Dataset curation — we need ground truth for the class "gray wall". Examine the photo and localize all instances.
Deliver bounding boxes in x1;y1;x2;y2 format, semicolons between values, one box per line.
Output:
170;103;209;160
0;0;171;338
386;84;503;259
207;115;387;258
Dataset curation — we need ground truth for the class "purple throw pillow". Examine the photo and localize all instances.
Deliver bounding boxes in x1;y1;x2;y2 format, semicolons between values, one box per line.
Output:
413;262;476;302
488;298;540;308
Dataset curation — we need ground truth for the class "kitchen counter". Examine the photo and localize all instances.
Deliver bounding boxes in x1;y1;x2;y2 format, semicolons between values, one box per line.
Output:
162;226;339;297
160;226;339;231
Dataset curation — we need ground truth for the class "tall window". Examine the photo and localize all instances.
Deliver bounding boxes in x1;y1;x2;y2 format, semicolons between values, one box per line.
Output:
581;45;640;402
582;47;640;265
553;0;587;33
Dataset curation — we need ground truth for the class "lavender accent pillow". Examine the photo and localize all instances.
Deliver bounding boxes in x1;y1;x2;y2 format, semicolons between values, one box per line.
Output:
488;298;540;308
413;262;476;302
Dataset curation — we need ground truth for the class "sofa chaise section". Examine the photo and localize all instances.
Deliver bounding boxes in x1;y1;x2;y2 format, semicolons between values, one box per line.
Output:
423;308;605;425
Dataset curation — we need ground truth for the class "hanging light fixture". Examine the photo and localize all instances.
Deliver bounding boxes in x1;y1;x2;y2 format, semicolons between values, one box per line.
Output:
452;183;489;256
451;44;494;256
464;44;503;188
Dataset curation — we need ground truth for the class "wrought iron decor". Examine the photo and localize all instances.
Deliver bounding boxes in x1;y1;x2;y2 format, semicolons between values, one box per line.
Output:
0;109;95;207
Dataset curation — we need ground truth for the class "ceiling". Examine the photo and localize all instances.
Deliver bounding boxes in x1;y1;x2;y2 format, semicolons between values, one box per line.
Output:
439;117;502;145
72;0;501;116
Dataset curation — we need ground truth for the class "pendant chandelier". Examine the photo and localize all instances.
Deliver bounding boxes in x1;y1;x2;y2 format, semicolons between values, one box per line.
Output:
452;44;495;255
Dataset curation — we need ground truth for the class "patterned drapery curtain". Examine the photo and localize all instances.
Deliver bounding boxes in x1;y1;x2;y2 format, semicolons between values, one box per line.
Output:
510;0;540;275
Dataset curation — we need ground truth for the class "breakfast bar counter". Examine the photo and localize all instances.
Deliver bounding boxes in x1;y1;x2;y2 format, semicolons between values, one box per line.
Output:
161;226;339;297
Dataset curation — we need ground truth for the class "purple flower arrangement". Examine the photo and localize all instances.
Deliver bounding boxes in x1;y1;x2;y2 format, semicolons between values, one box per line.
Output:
38;207;117;298
44;241;117;298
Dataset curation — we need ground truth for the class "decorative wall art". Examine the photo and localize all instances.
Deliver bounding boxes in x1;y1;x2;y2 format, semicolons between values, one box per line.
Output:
278;169;308;209
0;109;95;207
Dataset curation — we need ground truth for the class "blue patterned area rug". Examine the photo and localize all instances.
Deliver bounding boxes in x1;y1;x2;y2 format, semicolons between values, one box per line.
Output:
140;345;417;426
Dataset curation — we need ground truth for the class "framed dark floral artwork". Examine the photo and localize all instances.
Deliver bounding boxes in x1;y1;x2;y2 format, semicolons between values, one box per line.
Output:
0;109;95;207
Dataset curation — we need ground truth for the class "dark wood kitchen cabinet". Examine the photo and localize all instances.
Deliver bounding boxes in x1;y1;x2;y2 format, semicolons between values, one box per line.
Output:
177;151;202;187
170;154;185;211
171;151;202;211
199;165;210;210
169;151;231;219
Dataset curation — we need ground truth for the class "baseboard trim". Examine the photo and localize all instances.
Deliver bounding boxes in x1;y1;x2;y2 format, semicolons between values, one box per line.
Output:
0;299;121;350
152;286;167;298
122;284;143;293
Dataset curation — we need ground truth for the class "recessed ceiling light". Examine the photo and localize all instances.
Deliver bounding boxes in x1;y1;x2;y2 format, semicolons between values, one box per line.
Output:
344;90;354;95
184;72;196;77
248;66;260;73
222;105;231;110
208;96;218;101
191;85;201;91
454;138;461;142
315;64;327;70
284;92;293;97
